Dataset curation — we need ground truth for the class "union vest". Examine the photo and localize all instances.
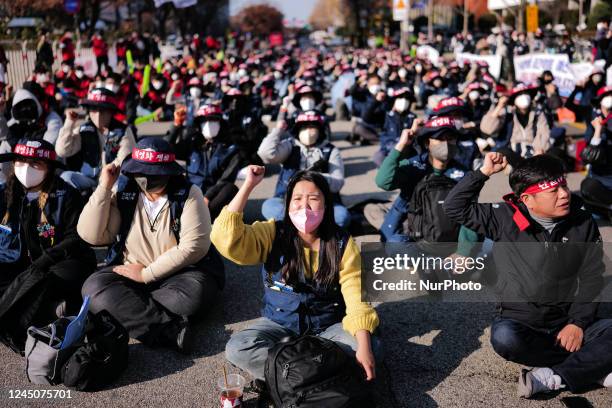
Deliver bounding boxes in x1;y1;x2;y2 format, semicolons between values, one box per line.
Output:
274;142;336;198
104;177;225;288
493;110;542;157
261;221;349;334
0;177;69;263
68;119;127;179
187;142;237;192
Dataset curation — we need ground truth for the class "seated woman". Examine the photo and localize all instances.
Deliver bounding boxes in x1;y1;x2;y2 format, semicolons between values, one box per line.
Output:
211;167;381;385
0;139;96;353
78;137;224;353
480;83;550;167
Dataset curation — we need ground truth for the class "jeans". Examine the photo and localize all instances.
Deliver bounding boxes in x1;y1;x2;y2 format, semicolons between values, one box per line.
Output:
60;171;98;191
380;195;410;243
261;197;351;229
490;317;612;392
61;171;128;193
373;142;395;168
82;266;219;344
225;317;383;380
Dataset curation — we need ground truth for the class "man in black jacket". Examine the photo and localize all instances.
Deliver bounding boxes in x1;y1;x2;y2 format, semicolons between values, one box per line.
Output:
443;152;612;398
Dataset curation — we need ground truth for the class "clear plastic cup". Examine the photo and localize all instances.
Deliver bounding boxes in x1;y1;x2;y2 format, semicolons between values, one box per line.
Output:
218;373;246;408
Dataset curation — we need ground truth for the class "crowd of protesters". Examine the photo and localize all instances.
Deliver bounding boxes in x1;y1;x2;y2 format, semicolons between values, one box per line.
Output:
0;19;611;404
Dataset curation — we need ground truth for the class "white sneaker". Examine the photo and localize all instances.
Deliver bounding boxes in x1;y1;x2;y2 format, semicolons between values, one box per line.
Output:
518;367;565;398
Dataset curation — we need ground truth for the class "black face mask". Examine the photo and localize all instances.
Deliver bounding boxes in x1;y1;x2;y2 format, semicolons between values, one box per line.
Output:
134;175;170;193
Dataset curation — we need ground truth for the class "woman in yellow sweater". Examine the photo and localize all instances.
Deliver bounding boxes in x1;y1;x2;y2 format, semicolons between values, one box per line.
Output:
211;165;381;384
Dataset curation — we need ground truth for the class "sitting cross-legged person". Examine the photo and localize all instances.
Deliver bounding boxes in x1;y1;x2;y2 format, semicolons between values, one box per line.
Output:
78;137;224;353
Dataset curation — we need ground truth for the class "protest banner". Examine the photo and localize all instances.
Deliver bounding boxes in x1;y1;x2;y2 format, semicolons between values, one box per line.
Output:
570;62;595;84
514;53;575;97
455;53;502;80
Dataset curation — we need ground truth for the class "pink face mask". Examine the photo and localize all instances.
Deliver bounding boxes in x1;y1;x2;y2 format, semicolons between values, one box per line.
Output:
289;208;324;233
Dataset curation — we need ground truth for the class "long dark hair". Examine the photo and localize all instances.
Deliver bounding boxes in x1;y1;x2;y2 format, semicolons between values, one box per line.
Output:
2;161;56;225
278;170;342;288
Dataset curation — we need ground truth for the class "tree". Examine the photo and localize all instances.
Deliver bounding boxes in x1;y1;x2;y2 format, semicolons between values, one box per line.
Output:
2;0;63;14
587;1;612;29
309;0;350;30
232;4;284;36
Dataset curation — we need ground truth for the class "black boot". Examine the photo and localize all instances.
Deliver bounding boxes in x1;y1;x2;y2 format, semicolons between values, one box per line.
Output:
158;316;193;354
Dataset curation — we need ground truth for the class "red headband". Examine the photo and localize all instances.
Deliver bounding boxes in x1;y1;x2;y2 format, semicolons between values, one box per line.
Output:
425;116;455;128
522;177;567;195
86;92;117;106
197;105;222;117
296;113;324;124
14;144;56;160
434;97;464;112
132;148;175;163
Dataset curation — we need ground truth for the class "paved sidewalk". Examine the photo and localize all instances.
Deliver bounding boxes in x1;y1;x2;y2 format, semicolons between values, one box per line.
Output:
0;120;610;407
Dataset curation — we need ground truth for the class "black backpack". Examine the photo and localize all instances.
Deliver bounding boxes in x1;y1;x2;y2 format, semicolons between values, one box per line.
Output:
264;335;374;408
404;173;460;243
61;311;129;391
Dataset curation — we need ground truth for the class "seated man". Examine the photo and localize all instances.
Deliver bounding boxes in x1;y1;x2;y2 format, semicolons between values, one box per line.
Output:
350;74;386;145
57;88;136;192
166;104;244;220
78;138;224;352
374;87;417;167
375;116;473;243
444;153;612;399
257;111;350;228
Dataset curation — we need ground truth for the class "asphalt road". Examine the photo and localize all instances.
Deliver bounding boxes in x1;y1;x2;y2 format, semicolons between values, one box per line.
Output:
0;120;610;408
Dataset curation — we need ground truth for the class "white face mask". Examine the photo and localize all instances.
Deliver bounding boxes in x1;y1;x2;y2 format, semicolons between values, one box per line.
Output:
189;87;202;98
602;96;612;110
152;81;163;90
201;120;221;139
368;84;381;95
36;74;49;85
515;94;531;109
75;71;84;79
394;98;409;113
298;129;319;146
15;164;46;189
238;69;247;78
95;81;104;88
105;83;119;93
468;90;480;101
300;97;316;111
171;73;179;81
398;68;408;79
62;66;70;73
274;71;282;79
